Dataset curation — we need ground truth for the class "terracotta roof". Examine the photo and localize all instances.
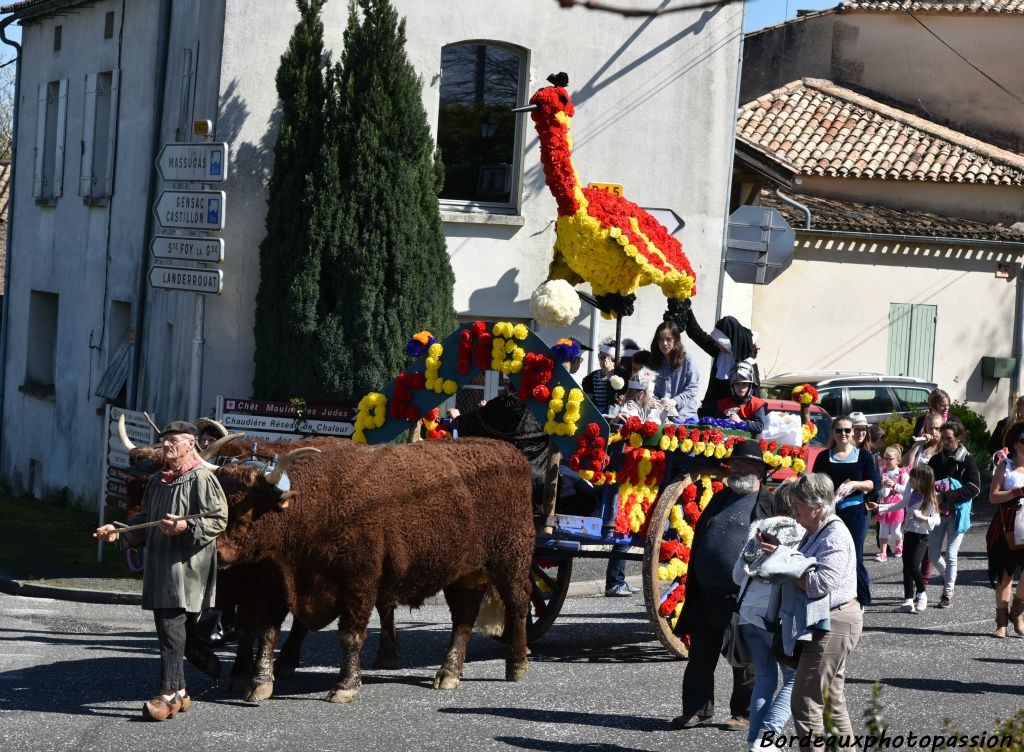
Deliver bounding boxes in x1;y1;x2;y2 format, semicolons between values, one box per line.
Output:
842;1;1024;12
759;188;1024;242
0;0;89;17
737;79;1024;186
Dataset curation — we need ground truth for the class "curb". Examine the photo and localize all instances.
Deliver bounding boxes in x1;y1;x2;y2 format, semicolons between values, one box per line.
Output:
0;577;142;606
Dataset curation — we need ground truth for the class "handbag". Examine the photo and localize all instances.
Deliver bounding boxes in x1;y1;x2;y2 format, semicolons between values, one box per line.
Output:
1007;502;1024;552
771;626;802;669
721;580;752;668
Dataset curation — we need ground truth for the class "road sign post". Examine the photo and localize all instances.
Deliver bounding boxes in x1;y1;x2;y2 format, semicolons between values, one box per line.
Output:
725;205;795;285
153;190;226;231
150;235;224;263
157;142;229;183
148;265;224;294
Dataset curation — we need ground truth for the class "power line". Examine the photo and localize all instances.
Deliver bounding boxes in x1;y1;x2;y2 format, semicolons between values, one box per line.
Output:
904;9;1024;110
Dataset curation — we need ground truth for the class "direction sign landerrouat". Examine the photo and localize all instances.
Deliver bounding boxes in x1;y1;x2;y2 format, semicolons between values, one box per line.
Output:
148;264;224;294
150;235;224;263
157;142;229;182
154;190;226;231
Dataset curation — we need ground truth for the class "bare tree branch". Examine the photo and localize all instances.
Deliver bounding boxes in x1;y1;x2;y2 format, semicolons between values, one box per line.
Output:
556;0;743;16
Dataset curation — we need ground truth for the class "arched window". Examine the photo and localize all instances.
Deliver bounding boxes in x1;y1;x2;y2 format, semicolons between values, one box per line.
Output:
437;42;527;211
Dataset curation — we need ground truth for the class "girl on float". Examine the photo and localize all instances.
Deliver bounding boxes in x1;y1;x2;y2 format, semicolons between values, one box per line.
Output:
649;320;700;423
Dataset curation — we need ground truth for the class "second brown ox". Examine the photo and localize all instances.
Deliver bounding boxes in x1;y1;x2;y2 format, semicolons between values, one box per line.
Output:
215;437;535;703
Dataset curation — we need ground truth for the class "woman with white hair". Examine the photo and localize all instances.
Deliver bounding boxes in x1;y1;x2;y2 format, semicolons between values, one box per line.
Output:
758;473;861;752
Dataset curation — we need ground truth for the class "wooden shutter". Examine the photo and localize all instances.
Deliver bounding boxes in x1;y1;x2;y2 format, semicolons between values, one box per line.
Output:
907;305;937;382
53;78;69;197
103;70;120;196
887;303;912;377
80;73;98;196
33;83;46;197
887;303;936;381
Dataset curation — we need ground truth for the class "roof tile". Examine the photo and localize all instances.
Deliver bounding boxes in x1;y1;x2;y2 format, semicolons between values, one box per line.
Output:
759;188;1024;242
842;1;1024;12
737;79;1024;186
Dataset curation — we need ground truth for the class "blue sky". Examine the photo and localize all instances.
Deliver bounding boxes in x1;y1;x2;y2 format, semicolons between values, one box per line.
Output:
743;0;841;32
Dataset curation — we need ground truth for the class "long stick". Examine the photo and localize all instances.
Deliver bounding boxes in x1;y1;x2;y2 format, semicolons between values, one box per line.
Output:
97;511;220;536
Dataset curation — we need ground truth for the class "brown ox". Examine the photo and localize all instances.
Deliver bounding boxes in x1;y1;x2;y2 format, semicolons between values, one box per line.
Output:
215;437;534;703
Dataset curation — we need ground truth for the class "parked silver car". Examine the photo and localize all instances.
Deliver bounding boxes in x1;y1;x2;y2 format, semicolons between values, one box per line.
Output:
762;371;937;425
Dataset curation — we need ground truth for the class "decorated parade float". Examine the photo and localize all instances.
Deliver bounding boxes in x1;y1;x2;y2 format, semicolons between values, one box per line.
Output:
346;74;820;658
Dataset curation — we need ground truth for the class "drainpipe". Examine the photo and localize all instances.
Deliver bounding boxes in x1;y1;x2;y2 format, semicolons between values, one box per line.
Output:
0;16;22;466
1014;266;1024;404
774;187;812;230
127;0;173;409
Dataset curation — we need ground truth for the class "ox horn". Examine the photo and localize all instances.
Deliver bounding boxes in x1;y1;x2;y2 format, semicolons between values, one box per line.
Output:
264;447;322;487
117;414;137;452
192;450;220;472
199;432;245;460
142;411;161;434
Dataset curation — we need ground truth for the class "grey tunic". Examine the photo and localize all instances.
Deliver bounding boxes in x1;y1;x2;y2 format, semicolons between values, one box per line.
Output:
119;466;228;612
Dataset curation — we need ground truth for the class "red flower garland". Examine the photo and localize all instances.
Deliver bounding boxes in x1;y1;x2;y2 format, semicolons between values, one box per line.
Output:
519;352;555;403
457;321;492;375
390;372;425;422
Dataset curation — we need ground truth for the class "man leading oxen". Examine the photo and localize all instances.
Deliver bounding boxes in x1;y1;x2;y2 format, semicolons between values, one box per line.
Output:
95;421;228;721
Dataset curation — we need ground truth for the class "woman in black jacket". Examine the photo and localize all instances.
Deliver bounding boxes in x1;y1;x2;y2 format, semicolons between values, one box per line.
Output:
927;421;981;609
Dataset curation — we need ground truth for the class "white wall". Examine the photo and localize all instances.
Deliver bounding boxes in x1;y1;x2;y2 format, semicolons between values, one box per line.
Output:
212;0;745;404
752;235;1023;424
1;1;161;500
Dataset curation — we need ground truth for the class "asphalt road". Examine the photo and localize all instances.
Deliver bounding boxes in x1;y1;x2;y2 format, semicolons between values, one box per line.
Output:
2;517;1023;752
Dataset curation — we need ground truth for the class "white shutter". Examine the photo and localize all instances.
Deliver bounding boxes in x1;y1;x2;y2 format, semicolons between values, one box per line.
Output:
33;83;46;198
53;78;68;197
80;73;98;197
103;70;119;197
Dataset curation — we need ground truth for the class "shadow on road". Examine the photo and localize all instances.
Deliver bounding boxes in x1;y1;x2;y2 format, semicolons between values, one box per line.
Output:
495;735;653;751
440;706;670;732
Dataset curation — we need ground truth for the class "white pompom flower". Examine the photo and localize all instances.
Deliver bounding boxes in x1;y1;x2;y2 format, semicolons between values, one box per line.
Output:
609;375;625;391
530;279;580;328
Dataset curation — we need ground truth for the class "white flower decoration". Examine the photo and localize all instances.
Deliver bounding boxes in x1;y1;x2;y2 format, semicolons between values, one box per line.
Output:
530;279;580;328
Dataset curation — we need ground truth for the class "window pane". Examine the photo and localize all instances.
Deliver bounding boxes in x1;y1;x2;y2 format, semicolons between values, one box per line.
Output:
892;387;930;411
438;44;521;204
818;388;842;418
847;387;892;416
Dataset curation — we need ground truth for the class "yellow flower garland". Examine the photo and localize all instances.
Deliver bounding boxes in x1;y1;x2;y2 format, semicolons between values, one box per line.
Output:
544;385;584;437
424;342;458;396
352;392;388;444
490;321;528;375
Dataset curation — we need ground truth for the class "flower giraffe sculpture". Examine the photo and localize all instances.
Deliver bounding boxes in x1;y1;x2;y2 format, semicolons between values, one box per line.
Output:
515;73;697;322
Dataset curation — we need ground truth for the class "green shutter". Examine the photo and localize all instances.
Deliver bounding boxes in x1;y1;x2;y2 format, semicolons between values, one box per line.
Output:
887;303;936;380
908;304;936;381
887;303;913;376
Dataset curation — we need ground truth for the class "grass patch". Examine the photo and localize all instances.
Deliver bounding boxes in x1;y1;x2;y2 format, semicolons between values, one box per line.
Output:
0;495;141;582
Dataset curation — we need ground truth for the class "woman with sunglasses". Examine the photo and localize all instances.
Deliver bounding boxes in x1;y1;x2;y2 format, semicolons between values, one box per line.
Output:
812;416;880;607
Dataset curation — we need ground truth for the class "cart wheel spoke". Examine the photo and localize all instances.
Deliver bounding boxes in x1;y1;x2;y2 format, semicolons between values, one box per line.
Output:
499;556;572;646
643;476;691;659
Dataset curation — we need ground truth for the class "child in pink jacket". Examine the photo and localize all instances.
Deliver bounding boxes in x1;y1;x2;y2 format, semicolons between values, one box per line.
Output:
876;444;908;562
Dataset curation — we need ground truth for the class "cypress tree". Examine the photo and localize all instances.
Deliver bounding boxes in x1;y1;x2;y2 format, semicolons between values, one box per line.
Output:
315;0;456;402
252;0;330;400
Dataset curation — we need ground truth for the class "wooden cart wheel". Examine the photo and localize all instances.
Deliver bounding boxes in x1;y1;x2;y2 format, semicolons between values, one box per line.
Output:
642;475;692;659
501;555;573;645
526;555;573;642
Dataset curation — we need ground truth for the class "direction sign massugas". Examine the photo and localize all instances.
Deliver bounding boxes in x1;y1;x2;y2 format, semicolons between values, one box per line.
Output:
154;190;226;231
150;235;224;264
148;264;224;295
157;142;229;183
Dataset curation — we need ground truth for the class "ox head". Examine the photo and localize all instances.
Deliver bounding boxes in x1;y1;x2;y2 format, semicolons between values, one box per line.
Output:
214;446;321;566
